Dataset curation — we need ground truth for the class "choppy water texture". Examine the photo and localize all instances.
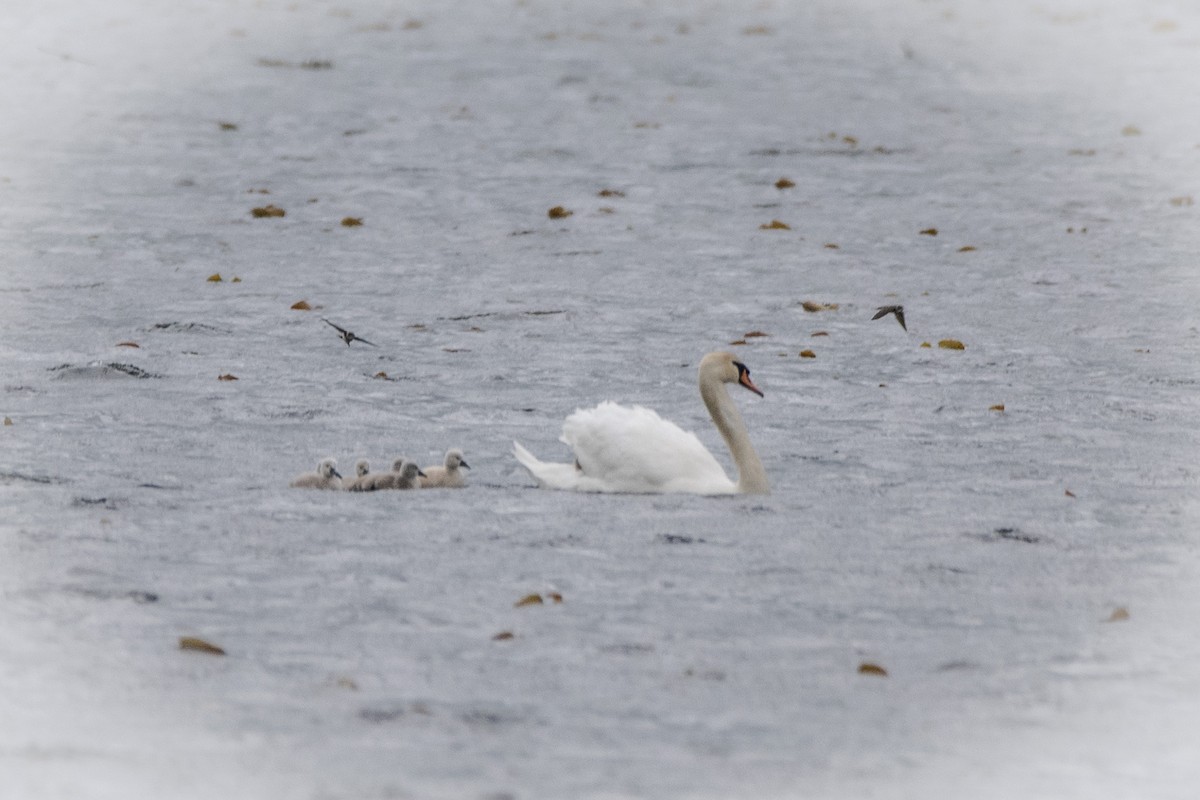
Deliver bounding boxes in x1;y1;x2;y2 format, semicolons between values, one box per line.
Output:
2;1;1198;798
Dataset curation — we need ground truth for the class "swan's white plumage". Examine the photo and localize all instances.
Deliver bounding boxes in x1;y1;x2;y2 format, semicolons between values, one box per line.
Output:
512;352;768;495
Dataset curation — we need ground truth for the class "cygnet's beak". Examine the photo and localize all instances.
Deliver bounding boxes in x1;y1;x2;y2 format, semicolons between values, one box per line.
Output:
417;468;427;478
332;468;343;479
459;460;471;470
739;372;764;397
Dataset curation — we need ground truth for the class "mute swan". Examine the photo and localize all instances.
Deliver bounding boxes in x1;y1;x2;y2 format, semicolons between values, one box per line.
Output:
512;351;769;495
359;459;425;490
342;459;370;490
290;458;343;490
420;449;470;488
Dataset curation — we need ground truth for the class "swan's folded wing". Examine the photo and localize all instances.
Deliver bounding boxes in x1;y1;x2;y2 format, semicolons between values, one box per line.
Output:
561;402;733;493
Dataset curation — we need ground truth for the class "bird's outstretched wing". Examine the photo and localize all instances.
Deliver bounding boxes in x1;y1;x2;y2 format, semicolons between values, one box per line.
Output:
322;318;377;346
872;305;906;331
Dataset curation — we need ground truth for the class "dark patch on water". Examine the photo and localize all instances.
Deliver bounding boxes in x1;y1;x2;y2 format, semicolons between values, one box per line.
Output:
991;527;1040;544
599;642;655;655
0;471;61;485
150;321;231;334
359;707;406;723
658;533;705;545
50;362;161;379
72;496;120;509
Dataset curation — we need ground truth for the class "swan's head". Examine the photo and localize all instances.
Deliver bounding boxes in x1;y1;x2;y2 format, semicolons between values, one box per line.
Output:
319;458;342;479
401;461;426;480
355;460;370;477
700;351;763;397
445;449;470;470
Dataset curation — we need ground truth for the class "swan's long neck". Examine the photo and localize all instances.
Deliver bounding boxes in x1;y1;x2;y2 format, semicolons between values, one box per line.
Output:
700;378;769;494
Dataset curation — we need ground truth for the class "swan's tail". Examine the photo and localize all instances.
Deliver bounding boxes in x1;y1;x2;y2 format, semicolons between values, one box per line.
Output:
512;440;543;476
512;440;580;490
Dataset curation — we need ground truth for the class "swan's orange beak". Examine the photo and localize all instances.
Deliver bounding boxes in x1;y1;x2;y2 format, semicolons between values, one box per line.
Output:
739;371;764;397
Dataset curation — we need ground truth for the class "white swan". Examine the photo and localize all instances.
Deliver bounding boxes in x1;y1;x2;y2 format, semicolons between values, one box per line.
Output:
342;459;370;490
420;449;470;488
290;458;343;490
359;458;425;491
512;351;769;495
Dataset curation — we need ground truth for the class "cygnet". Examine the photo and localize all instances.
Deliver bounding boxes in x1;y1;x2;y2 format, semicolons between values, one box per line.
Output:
420;449;470;488
342;459;370;490
290;458;342;490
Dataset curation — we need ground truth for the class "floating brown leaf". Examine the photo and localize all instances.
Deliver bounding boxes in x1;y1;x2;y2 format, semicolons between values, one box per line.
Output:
1121;124;1141;136
729;339;747;346
760;219;791;230
842;135;858;147
548;592;564;604
291;300;312;310
744;331;769;338
548;205;573;219
858;662;888;677
774;177;795;189
231;277;242;283
1169;195;1194;207
515;593;544;607
957;245;977;252
919;227;938;236
207;273;223;282
742;25;772;35
597;188;625;198
1107;607;1130;622
218;121;238;131
920;341;932;348
492;630;515;641
3;417;12;426
116;341;140;348
989;404;1005;412
824;243;840;249
218;374;238;381
938;339;966;350
1065;489;1077;498
374;371;389;380
799;349;816;358
179;636;225;655
801;301;839;312
341;216;364;227
811;331;829;337
336;676;359;691
251;204;286;218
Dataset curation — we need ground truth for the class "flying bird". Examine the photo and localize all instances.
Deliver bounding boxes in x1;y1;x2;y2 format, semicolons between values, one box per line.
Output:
872;305;906;331
322;318;377;346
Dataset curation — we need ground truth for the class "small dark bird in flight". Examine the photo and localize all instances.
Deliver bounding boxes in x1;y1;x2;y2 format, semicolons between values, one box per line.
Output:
872;305;906;331
322;318;378;346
